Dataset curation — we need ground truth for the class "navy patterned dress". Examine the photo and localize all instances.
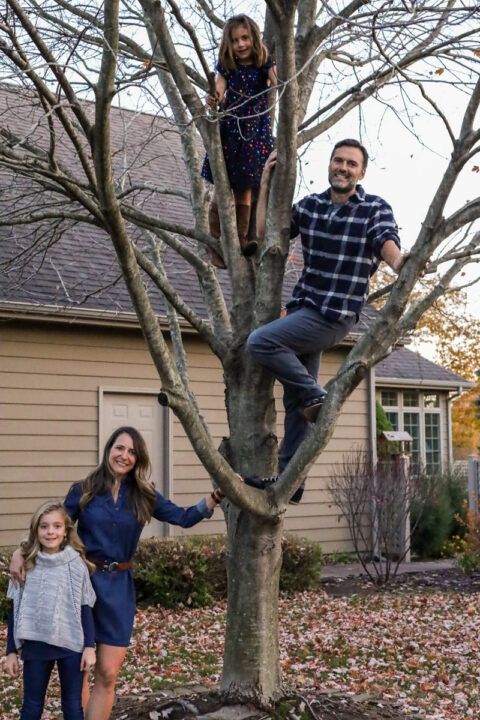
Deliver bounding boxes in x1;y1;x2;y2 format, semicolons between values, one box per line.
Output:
201;59;274;191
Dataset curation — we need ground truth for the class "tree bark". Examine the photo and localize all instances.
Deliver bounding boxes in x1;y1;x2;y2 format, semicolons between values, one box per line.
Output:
1;0;480;707
222;513;283;701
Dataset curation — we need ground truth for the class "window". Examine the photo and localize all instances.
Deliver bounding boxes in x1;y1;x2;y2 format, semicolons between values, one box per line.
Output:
385;412;398;430
424;392;439;408
377;388;444;474
381;390;397;407
403;390;419;407
403;412;420;467
425;413;441;473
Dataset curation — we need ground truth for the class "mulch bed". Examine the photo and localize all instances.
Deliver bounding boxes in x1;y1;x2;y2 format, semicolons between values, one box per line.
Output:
319;567;480;598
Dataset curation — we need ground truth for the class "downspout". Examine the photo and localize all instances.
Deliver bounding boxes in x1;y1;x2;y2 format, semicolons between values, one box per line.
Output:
368;366;378;463
446;387;463;470
368;366;379;558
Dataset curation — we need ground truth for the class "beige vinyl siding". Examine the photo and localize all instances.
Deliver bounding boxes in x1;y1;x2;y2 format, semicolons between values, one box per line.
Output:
279;348;369;553
0;320;368;550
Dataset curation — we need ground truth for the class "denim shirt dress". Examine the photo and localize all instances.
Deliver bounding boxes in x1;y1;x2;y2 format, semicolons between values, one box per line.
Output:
64;480;211;646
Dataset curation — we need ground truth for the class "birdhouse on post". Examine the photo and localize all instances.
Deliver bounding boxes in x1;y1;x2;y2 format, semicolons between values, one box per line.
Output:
379;430;412;458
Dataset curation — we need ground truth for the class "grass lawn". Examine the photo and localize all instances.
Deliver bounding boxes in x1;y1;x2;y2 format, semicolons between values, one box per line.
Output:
1;587;479;719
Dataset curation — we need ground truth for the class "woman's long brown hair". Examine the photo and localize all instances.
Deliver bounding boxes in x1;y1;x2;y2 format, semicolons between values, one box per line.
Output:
78;426;156;525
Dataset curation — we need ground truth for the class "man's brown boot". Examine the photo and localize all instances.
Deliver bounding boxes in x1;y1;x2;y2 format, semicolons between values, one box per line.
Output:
208;201;226;269
236;204;258;257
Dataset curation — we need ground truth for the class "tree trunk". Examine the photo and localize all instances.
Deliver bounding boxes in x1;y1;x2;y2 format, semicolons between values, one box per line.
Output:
222;511;284;702
218;368;284;701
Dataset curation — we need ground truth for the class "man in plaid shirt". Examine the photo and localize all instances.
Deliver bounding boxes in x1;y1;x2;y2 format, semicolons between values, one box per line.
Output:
247;139;406;503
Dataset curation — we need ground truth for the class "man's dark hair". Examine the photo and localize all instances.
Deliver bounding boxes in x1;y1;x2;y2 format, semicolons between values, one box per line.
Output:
331;139;369;169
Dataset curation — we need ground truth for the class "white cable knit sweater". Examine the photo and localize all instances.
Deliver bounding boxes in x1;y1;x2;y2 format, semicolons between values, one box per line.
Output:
7;545;96;653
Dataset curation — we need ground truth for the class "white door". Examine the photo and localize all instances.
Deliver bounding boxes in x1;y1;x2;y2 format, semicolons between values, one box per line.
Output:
101;391;170;538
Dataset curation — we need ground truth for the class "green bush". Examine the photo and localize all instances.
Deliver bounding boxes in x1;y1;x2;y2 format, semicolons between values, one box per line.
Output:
280;534;323;592
134;535;226;608
0;549;13;623
375;401;400;458
133;533;323;608
376;401;393;435
411;470;468;559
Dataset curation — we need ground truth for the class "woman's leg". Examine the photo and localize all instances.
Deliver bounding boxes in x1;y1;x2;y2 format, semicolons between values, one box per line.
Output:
85;644;127;720
82;670;90;713
57;653;84;720
20;658;54;720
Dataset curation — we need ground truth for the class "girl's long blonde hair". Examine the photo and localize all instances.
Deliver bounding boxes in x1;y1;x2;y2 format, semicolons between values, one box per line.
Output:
78;426;156;525
219;15;269;72
21;500;94;572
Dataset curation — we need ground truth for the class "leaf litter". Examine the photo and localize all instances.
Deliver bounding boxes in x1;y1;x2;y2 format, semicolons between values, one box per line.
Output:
0;571;479;719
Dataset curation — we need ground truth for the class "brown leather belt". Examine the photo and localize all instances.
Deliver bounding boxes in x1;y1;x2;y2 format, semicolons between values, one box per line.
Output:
88;558;133;572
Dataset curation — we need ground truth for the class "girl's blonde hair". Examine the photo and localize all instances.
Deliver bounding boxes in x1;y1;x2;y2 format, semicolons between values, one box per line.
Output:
21;500;94;572
219;15;269;72
78;426;156;525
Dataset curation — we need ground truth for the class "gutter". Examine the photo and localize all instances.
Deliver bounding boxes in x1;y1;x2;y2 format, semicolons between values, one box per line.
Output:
376;377;474;390
446;389;463;468
0;301;198;334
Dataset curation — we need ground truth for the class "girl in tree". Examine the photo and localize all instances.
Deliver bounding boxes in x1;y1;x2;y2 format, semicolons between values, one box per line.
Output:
202;14;277;268
5;500;96;720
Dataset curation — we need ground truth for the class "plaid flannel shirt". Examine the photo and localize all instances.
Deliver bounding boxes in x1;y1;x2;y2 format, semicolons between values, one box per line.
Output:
287;184;400;321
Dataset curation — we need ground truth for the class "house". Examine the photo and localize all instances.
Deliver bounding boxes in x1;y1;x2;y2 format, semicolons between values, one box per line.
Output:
0;85;470;551
375;347;472;472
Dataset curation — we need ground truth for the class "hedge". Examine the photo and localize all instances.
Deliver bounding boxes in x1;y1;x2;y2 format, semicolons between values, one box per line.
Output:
0;534;323;621
134;533;323;607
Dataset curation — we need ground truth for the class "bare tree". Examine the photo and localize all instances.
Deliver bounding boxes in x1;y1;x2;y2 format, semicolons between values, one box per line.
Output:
329;449;434;585
1;0;480;704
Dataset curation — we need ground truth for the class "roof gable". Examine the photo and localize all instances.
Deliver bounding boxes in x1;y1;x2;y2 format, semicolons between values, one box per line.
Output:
375;346;472;387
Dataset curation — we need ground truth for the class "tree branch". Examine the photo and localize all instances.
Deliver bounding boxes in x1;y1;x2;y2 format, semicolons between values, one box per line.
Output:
133;241;227;358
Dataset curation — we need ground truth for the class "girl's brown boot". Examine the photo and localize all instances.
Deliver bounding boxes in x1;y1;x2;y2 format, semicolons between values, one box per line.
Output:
235;204;258;257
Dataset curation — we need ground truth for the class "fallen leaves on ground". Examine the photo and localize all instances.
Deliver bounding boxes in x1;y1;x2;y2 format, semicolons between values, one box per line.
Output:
0;587;479;719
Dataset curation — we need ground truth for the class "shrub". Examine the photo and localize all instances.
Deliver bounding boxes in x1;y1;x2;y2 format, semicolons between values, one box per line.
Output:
411;469;468;559
441;534;466;559
134;535;225;608
455;509;480;575
0;549;13;623
280;535;323;592
133;533;323;608
375;402;399;459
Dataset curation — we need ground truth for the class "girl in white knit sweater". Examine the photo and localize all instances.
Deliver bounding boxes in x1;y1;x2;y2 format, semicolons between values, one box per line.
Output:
5;500;96;720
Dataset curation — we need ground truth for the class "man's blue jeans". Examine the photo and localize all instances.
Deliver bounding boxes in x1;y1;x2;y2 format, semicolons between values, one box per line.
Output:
247;305;356;473
21;653;84;720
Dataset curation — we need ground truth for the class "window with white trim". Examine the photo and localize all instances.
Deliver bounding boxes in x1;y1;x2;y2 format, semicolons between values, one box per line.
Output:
378;389;441;473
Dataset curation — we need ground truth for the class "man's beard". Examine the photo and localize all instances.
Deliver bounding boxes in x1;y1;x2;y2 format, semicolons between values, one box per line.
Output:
329;171;355;194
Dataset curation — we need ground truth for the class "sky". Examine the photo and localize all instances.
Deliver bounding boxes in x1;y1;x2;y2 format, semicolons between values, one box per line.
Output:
180;2;480;323
120;2;480;342
295;91;480;364
118;3;479;313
